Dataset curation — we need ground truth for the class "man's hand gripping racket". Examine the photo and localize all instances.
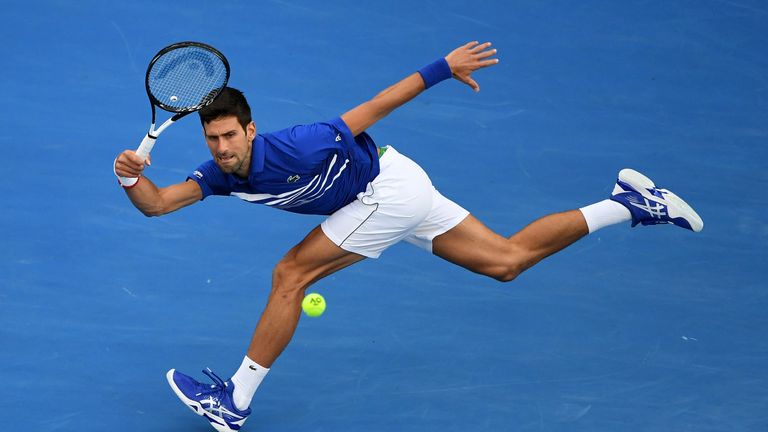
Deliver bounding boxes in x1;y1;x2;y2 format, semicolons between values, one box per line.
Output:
114;42;230;187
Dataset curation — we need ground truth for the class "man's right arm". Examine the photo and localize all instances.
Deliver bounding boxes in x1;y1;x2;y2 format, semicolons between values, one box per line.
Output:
114;150;202;217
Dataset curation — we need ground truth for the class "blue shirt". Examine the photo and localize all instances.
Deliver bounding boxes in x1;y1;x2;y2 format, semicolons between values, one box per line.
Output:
188;117;380;215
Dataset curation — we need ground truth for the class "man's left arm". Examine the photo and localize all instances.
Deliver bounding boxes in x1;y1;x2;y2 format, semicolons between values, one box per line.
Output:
341;41;499;137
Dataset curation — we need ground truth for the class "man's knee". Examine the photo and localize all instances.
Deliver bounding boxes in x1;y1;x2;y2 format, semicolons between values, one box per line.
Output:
271;257;311;297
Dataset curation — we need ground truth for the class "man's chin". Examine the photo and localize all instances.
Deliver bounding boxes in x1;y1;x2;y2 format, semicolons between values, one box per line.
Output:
216;161;238;174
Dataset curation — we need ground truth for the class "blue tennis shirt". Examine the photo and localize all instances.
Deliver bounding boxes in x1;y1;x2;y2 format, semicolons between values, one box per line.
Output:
188;117;380;215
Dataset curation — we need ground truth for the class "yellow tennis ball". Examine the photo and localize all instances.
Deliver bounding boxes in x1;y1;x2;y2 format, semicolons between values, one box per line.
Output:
302;293;326;317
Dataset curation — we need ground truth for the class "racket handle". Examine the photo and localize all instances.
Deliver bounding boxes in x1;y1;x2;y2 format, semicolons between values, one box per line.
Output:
135;134;157;161
117;134;157;188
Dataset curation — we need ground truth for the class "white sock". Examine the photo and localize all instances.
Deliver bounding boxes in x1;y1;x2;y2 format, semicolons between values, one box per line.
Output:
579;199;631;233
231;356;270;411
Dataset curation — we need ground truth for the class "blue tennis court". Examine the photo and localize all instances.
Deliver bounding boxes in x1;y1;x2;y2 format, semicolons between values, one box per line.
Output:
2;1;766;431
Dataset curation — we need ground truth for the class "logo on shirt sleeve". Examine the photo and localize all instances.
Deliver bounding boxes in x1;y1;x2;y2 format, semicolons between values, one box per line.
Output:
193;170;203;179
335;133;341;142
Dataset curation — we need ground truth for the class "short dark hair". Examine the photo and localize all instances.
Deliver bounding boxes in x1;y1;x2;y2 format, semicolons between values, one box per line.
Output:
199;87;252;130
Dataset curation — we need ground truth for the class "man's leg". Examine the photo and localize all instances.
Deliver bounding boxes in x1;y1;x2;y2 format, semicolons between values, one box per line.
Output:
232;146;436;409
431;168;703;280
226;225;365;411
166;225;364;429
246;225;365;367
431;211;591;282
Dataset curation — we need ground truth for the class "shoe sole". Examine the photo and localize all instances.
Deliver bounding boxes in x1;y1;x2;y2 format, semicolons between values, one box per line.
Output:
618;168;704;232
166;369;237;432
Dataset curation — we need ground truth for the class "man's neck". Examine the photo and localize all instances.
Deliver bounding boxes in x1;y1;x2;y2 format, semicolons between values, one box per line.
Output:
234;142;253;179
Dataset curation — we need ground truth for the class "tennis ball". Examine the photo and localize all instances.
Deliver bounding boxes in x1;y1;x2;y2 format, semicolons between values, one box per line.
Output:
302;293;326;317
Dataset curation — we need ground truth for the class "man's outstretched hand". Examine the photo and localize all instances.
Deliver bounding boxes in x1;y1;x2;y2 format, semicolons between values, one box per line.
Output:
445;41;499;92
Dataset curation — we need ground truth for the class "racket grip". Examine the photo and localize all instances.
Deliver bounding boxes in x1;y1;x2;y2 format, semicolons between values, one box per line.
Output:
135;134;157;161
116;134;157;187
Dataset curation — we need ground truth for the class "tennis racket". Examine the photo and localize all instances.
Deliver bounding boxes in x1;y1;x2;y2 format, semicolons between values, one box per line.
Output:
118;41;230;187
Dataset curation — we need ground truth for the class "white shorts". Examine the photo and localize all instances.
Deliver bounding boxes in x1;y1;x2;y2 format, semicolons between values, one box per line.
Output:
321;146;469;258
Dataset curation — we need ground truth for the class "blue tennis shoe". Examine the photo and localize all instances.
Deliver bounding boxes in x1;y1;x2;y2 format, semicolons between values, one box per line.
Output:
610;168;703;232
167;368;251;432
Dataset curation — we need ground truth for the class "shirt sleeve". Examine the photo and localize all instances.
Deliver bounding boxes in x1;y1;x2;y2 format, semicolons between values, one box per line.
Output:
327;117;356;145
187;160;230;199
330;116;378;158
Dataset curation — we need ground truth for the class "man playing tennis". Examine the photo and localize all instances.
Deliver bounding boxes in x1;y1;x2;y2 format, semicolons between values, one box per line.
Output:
114;41;703;432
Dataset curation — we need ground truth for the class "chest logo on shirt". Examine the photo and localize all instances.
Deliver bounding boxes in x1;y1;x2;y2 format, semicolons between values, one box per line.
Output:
335;134;341;142
287;174;301;183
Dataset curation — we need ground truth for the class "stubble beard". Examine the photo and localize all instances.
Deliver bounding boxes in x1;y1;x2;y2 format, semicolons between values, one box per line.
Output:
217;156;242;174
217;142;251;176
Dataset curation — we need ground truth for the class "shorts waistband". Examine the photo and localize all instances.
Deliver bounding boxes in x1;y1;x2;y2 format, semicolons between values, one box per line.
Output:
378;145;396;169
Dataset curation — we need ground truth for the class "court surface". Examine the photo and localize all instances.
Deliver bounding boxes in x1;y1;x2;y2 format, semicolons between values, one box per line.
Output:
1;1;766;431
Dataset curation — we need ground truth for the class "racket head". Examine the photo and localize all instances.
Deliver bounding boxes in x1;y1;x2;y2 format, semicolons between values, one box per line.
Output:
145;41;230;114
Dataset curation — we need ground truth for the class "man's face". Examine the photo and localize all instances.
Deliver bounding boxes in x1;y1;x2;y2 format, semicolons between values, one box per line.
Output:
203;116;255;177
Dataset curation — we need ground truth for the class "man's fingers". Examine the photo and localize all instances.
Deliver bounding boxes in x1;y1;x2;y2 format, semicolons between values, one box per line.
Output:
125;152;143;165
114;149;152;179
470;41;492;53
468;78;480;92
456;73;480;92
477;58;500;68
118;158;142;171
119;152;146;172
116;162;141;177
476;47;498;59
446;40;498;92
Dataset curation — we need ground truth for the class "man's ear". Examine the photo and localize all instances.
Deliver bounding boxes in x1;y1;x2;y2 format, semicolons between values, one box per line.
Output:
247;121;256;141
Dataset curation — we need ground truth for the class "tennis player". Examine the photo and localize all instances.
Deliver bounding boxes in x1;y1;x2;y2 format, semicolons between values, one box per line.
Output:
114;41;703;431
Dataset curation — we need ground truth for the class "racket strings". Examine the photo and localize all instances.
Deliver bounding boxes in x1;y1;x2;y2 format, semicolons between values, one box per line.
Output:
147;46;228;112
